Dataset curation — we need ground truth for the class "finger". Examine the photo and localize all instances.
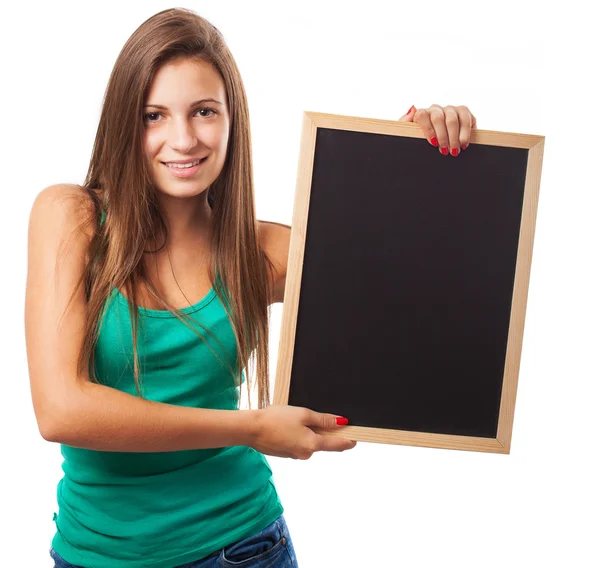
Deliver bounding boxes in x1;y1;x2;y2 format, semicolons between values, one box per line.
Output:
398;105;416;122
443;105;461;157
413;108;438;148
316;435;357;452
427;104;449;155
305;410;348;429
456;105;474;152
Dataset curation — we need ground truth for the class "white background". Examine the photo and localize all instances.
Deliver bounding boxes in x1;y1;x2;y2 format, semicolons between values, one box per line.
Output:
2;1;598;566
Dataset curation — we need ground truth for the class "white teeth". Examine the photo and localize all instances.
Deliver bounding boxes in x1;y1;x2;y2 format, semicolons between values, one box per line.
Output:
165;158;203;169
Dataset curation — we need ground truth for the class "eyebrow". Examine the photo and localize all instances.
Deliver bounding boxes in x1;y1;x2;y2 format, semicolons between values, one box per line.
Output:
143;98;224;109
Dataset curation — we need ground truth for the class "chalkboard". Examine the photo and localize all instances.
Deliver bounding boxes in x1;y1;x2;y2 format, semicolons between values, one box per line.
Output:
274;112;544;454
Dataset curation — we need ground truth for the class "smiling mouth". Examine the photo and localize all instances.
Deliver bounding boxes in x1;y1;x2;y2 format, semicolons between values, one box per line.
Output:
161;157;207;169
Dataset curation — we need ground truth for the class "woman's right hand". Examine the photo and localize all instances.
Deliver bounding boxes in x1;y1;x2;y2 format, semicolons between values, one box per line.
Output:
249;404;357;460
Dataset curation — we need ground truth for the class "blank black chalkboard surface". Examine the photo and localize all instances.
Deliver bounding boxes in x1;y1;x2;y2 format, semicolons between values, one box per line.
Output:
273;111;544;454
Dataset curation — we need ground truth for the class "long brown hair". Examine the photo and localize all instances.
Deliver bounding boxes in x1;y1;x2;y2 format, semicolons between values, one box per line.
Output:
70;8;275;409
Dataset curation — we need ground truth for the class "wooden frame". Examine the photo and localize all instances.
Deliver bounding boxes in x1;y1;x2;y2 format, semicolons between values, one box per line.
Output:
273;111;544;454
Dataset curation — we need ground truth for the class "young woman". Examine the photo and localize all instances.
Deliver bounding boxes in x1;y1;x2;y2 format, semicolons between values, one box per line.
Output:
25;8;477;568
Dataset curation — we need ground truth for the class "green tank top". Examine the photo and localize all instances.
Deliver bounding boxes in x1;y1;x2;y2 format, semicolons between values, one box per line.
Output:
51;207;283;567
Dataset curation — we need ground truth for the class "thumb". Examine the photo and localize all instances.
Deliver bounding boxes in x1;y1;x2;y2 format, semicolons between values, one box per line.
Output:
305;411;349;429
399;104;417;122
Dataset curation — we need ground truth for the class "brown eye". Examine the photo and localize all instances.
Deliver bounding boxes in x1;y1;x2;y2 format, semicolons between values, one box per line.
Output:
196;107;216;118
143;112;161;122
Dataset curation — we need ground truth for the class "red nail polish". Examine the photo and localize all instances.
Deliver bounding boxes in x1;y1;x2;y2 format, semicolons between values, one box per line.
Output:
451;148;458;157
336;417;349;426
461;144;468;150
430;137;439;147
407;105;414;114
441;147;449;156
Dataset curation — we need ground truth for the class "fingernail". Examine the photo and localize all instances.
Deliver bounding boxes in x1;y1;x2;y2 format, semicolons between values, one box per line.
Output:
451;148;458;157
441;147;449;156
461;143;468;150
336;417;349;426
430;137;439;147
407;105;414;114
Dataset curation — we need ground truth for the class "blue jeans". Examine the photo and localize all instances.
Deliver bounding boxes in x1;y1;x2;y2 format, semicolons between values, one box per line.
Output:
49;515;299;567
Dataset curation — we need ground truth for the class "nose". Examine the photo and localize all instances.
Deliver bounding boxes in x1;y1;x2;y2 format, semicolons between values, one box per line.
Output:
168;116;198;154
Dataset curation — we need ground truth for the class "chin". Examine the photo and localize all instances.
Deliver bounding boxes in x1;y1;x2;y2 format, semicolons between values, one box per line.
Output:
155;183;210;199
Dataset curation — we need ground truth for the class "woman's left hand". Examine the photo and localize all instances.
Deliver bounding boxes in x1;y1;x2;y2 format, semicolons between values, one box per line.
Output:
399;104;477;157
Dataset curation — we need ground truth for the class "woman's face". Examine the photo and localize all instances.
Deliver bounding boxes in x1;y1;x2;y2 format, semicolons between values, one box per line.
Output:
143;57;230;199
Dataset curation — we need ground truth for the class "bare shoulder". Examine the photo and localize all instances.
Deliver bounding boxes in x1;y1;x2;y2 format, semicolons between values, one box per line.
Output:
258;220;291;304
29;183;98;244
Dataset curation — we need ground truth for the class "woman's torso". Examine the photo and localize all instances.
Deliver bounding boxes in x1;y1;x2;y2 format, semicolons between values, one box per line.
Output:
50;192;283;568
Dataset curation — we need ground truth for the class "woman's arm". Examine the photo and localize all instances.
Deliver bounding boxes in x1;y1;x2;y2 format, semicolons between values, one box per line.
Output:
258;220;291;305
24;184;256;451
25;186;353;457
